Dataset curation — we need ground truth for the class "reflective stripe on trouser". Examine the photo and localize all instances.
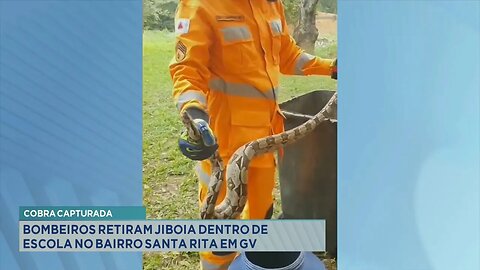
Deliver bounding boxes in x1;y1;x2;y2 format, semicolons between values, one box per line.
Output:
200;252;237;270
196;160;275;269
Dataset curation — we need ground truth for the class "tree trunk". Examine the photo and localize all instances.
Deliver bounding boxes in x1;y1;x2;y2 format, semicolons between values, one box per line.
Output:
293;0;319;54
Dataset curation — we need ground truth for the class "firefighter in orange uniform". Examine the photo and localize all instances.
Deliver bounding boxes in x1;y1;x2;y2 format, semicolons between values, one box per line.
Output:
169;0;337;269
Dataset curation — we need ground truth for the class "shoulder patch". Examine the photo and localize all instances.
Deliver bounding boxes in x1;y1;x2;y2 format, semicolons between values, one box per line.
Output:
176;41;187;62
175;19;190;35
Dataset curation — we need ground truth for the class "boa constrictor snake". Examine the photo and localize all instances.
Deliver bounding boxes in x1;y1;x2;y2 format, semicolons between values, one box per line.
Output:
181;92;337;220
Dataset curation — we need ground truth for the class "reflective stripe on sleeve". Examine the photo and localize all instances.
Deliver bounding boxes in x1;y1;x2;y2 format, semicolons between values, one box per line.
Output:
176;90;207;111
295;52;316;75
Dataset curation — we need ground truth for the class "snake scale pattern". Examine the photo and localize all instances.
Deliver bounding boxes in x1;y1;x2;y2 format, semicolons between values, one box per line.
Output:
182;92;337;220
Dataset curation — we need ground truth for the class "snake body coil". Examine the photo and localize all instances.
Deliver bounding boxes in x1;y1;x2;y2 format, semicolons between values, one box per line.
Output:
182;92;337;219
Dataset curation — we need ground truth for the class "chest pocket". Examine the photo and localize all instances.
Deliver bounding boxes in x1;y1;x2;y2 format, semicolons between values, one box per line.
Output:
219;25;258;73
269;19;282;65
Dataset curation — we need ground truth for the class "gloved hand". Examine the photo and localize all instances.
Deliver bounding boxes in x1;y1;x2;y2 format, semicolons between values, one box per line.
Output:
331;59;337;80
178;118;218;161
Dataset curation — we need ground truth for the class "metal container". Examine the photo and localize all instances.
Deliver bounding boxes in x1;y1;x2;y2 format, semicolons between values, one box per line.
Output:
278;90;337;256
229;252;326;270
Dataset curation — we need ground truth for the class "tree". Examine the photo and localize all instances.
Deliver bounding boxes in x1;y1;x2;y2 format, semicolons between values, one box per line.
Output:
293;0;320;54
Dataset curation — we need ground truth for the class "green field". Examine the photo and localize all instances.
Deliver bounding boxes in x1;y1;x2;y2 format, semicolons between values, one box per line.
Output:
143;30;337;270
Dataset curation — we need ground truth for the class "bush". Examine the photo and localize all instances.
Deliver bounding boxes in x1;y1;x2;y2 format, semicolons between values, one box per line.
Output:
283;0;301;25
318;0;337;14
143;0;177;31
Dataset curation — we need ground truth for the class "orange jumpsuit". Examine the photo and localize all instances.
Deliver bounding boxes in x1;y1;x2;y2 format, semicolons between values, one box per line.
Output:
169;0;335;269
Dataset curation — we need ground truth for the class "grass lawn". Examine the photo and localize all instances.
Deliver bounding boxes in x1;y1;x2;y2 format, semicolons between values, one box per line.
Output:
143;30;337;270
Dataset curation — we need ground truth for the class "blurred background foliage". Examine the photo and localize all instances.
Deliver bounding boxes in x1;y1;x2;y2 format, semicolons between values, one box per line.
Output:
143;0;337;30
143;0;178;31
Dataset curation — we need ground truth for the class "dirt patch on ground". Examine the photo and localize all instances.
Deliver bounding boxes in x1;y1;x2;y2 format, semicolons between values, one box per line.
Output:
316;12;337;38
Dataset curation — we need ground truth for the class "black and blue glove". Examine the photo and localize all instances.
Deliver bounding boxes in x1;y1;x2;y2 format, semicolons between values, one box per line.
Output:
331;59;337;80
178;112;218;161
